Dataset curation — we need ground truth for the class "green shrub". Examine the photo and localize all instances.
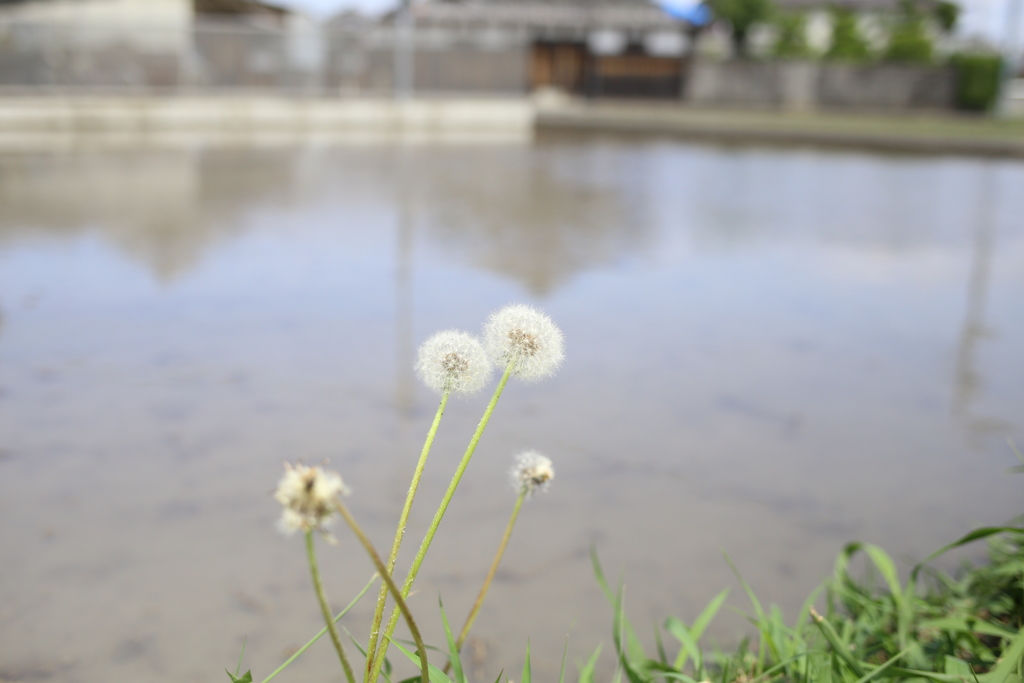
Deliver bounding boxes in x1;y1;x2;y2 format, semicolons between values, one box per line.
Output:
774;12;810;58
884;17;933;64
951;52;1003;111
826;8;872;62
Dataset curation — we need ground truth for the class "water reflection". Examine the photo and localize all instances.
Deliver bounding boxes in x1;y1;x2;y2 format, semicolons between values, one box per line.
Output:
0;149;292;281
952;166;1009;444
394;151;417;418
413;147;647;295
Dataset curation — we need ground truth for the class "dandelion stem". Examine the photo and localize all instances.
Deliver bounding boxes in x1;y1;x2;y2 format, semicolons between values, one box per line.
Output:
305;530;357;683
445;488;527;674
333;500;430;683
260;573;378;683
364;392;449;680
367;362;514;683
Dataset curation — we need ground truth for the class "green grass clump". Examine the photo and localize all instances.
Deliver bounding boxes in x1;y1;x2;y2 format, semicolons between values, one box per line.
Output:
584;527;1024;683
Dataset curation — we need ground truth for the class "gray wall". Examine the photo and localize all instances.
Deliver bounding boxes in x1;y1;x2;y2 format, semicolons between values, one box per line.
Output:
687;60;956;111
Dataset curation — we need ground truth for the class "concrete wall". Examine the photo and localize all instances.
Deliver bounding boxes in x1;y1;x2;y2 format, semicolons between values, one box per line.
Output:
687;60;956;111
0;96;534;143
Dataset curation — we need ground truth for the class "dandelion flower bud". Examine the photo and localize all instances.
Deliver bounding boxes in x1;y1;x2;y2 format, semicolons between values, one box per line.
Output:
483;304;565;381
274;462;348;535
415;330;493;394
510;450;554;498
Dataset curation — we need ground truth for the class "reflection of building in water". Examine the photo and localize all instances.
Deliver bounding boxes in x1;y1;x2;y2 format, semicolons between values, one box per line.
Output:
952;167;1009;444
0;145;649;293
411;147;648;295
0;148;293;281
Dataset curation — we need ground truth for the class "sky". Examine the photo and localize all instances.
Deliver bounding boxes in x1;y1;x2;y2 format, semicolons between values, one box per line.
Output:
277;0;1022;49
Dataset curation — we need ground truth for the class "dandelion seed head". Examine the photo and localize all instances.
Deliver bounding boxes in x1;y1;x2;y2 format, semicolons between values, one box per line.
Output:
415;330;493;394
510;450;554;498
274;462;347;535
483;304;564;381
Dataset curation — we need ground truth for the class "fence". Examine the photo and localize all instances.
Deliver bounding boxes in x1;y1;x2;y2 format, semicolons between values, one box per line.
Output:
0;19;530;95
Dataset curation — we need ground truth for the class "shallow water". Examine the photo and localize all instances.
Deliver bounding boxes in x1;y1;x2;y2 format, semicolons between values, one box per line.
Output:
0;139;1022;683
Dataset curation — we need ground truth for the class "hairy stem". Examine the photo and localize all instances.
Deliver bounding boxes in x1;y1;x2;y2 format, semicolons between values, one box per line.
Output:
364;392;449;678
334;500;430;683
367;362;513;683
445;488;526;674
305;530;356;683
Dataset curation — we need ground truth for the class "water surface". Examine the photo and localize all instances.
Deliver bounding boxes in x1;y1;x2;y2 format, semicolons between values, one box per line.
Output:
0;139;1022;683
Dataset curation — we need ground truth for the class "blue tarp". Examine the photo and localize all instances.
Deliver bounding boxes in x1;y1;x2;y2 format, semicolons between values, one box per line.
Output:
656;0;712;26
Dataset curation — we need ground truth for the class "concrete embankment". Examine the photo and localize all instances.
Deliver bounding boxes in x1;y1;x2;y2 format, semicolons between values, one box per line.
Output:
535;100;1024;158
2;95;1024;157
0;95;534;148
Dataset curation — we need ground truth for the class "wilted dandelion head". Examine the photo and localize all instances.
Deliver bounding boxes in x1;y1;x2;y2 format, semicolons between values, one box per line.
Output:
483;304;564;381
415;330;493;394
274;462;348;535
510;450;554;498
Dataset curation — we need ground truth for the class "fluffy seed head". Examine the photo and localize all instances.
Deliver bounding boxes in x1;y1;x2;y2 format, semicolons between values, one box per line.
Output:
415;330;493;394
483;304;564;381
274;462;348;535
510;450;554;498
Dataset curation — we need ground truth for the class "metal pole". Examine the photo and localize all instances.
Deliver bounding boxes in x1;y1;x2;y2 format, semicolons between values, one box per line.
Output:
998;0;1022;114
393;0;414;98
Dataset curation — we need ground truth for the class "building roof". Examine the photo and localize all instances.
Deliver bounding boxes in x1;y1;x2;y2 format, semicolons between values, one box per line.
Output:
194;0;289;16
409;0;683;30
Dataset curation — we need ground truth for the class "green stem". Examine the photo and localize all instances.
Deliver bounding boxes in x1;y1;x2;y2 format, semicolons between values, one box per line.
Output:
367;362;514;683
333;499;430;683
364;392;449;680
444;488;527;674
306;530;357;683
261;573;378;683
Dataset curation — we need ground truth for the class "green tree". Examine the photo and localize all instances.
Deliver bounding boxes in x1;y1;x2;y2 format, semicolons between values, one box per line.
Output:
709;0;775;59
933;0;960;32
883;1;934;63
884;15;933;63
773;12;810;58
825;8;872;62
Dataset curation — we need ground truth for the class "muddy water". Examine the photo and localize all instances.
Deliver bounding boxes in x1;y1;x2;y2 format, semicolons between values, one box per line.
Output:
0;140;1022;683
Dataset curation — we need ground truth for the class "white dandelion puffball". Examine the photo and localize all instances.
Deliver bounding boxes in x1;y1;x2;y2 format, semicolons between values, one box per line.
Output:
415;330;493;394
483;304;565;381
510;450;554;498
274;462;348;534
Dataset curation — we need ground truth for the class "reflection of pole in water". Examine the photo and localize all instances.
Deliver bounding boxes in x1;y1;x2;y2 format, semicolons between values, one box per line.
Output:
394;150;416;418
952;165;1007;442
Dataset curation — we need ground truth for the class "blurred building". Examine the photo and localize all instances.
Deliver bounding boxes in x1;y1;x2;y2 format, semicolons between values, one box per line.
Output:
0;0;193;86
0;0;330;90
395;0;693;97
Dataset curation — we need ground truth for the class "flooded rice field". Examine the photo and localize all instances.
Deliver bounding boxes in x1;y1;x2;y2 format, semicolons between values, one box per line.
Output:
0;138;1022;683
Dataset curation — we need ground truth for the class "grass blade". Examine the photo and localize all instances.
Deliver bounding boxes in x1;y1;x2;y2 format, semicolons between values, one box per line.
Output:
235;637;248;677
578;645;602;683
439;599;464;683
522;641;532;683
560;636;569;683
385;636;452;683
260;573;378;683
